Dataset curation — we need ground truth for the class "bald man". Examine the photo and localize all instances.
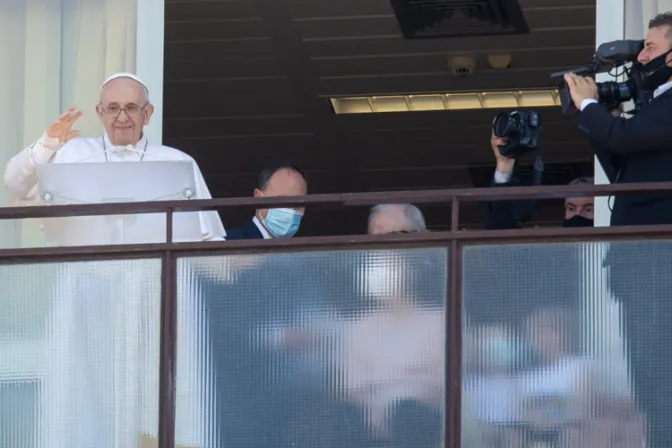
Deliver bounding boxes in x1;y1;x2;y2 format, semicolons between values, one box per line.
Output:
226;165;308;240
3;73;223;447
367;203;427;235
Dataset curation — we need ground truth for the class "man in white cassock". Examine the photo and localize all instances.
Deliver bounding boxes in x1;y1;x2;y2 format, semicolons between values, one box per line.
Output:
3;73;225;447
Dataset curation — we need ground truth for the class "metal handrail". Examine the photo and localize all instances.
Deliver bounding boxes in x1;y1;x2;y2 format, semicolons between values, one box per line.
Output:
2;180;672;220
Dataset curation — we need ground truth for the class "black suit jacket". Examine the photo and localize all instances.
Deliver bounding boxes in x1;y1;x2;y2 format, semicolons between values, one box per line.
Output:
577;90;672;226
484;175;536;230
225;219;264;240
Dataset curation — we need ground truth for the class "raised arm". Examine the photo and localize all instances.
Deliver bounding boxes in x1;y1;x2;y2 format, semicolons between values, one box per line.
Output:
4;107;82;205
484;130;535;229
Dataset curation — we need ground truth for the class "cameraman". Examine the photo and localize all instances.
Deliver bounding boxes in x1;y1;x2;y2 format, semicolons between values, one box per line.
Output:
564;12;672;226
564;12;672;448
484;131;594;229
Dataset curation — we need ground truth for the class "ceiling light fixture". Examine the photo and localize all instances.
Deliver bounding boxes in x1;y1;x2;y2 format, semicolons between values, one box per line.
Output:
330;89;560;114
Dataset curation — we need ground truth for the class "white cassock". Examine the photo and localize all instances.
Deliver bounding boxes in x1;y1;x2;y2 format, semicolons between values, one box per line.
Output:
4;133;226;447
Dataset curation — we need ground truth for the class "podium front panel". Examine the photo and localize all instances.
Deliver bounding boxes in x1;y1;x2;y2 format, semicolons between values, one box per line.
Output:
41;212;203;246
0;258;162;448
36;160;204;245
36;161;196;204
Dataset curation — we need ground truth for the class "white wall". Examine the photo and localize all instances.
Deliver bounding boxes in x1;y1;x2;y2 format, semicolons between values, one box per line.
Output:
136;0;165;145
593;0;625;227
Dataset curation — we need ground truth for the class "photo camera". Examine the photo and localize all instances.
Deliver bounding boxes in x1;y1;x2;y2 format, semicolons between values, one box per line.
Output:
493;110;541;158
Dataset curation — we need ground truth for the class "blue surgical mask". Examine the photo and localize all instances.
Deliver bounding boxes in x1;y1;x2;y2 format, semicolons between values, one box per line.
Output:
263;208;302;238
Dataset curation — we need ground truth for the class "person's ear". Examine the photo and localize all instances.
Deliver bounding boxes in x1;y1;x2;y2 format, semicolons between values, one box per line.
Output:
95;104;105;124
143;104;154;125
253;188;263;198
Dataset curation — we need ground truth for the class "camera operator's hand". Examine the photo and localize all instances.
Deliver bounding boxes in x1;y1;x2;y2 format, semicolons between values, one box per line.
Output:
564;73;598;111
491;130;515;175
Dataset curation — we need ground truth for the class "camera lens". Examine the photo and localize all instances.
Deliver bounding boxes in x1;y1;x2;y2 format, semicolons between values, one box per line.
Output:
493;112;519;138
597;81;632;108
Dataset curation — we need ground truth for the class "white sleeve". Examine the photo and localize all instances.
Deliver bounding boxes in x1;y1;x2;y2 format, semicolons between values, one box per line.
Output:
190;159;227;240
4;133;63;205
493;170;512;184
580;99;598;111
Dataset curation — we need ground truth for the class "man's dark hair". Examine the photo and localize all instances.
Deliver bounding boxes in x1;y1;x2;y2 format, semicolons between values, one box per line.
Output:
256;165;307;191
649;11;672;34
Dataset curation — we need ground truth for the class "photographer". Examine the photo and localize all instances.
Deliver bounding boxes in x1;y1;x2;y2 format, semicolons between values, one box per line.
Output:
564;12;672;448
484;130;594;229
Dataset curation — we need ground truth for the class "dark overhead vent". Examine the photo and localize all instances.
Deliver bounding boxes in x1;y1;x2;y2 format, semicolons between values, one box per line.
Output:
390;0;529;39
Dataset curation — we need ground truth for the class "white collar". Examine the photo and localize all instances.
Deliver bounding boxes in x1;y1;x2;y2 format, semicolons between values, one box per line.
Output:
654;80;672;98
103;133;148;151
252;215;272;239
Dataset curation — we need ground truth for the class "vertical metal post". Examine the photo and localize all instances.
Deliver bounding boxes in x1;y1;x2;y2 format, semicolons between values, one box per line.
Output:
158;208;177;448
445;197;462;447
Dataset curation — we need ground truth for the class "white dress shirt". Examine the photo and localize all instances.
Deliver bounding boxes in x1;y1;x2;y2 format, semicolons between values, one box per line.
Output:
252;215;272;239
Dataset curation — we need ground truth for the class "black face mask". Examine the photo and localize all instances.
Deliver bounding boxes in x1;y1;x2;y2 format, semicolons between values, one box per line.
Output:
563;215;594;228
640;48;672;91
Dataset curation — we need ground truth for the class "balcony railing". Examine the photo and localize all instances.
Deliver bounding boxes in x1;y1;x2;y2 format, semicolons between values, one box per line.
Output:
1;182;671;448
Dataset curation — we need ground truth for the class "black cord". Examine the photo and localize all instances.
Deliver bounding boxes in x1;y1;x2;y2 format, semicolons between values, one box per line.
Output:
607;168;623;213
519;147;544;223
532;152;544;187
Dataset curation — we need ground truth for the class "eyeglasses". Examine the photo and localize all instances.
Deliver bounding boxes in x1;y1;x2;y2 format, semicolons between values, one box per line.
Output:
100;101;148;118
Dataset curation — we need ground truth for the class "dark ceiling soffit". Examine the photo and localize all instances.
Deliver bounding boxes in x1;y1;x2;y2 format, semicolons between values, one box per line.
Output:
390;0;529;39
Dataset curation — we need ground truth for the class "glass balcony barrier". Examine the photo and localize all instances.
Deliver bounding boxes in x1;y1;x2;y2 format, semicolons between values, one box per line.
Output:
0;182;671;448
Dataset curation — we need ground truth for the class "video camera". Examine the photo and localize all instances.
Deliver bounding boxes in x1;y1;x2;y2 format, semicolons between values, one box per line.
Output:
551;40;652;115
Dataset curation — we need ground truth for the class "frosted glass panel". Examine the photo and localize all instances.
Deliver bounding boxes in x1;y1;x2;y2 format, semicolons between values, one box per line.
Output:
177;248;448;448
0;259;162;448
460;241;672;448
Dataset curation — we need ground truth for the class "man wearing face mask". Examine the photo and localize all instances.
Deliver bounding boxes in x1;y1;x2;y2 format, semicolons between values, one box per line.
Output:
226;165;307;240
564;12;672;448
565;12;672;227
485;129;595;229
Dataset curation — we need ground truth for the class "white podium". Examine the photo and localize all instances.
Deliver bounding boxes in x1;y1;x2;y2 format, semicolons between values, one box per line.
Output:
36;161;202;245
